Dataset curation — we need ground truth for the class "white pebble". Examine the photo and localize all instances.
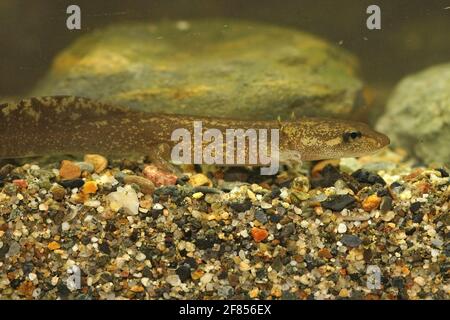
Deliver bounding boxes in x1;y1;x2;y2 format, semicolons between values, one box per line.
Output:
61;222;70;231
136;252;146;261
166;275;181;286
337;223;347;234
107;185;139;215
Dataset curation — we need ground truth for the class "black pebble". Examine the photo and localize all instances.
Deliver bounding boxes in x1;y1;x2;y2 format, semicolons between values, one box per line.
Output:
229;200;252;212
437;168;449;177
392;277;405;289
99;242;111;255
377;188;389;197
176;175;190;185
321;195;356;211
270;214;282;223
311;164;342;188
184;257;198;269
195;237;215;250
81;236;90;245
218;270;228;280
270;186;281;199
351;169;386;186
405;227;417;235
410;202;422;214
390;181;403;190
104;222;117;232
151;207;163;219
22;262;34;274
176;265;192;282
59;179;85;189
340;235;362;247
129;231;139;242
57;283;71;298
412;213;423;223
10;278;22;289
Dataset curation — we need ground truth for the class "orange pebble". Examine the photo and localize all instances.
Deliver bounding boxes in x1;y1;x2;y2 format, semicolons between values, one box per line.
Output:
47;241;61;251
59;160;81;180
12;179;28;189
251;227;269;243
362;194;381;212
82;181;98;194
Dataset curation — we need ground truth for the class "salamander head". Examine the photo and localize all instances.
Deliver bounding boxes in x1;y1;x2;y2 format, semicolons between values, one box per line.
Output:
281;118;390;161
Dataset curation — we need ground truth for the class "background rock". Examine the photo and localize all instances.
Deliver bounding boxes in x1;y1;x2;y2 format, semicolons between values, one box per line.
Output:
31;20;364;120
376;63;450;165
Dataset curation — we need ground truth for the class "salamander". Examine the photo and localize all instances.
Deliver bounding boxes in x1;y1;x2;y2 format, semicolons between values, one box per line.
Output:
0;96;389;166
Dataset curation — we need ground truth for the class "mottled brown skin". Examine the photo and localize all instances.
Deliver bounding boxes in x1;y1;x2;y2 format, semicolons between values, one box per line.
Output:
0;96;389;163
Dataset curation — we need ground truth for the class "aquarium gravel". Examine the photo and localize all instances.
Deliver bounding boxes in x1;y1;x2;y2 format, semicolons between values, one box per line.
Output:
0;150;448;300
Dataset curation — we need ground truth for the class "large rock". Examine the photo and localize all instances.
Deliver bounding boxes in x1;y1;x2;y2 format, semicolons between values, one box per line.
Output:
376;63;450;164
32;20;364;120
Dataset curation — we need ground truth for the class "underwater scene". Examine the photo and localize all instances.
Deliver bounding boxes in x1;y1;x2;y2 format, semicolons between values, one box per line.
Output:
0;0;449;302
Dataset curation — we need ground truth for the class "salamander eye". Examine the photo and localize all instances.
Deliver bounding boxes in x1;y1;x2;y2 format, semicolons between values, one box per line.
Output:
343;131;362;142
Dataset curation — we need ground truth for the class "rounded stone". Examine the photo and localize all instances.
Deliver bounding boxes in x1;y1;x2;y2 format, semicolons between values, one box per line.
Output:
32;20;364;120
377;63;450;164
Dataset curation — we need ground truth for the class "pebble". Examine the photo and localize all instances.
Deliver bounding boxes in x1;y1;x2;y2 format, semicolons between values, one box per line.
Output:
337;223;347;233
82;181;98;194
0;150;447;300
135;252;146;262
59;160;81;180
106;185;139;215
251;227;268;242
123;175;155;195
340;235;362;247
48;241;61;251
321;195;356;211
84;154;108;173
414;276;426;286
166;275;181;287
351;169;386;185
192;192;204;199
59;179;85;189
61;222;70;231
311;164;342;188
410;202;422;213
50;184;66;201
142;165;177;187
431;238;444;248
380;196;393;213
176;265;192;282
75;162;94;173
362;194;382;212
381;211;396;222
188;174;212;187
230;200;252;212
254;209;268;224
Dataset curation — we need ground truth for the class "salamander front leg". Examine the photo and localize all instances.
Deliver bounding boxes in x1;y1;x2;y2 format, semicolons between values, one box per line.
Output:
146;143;182;176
